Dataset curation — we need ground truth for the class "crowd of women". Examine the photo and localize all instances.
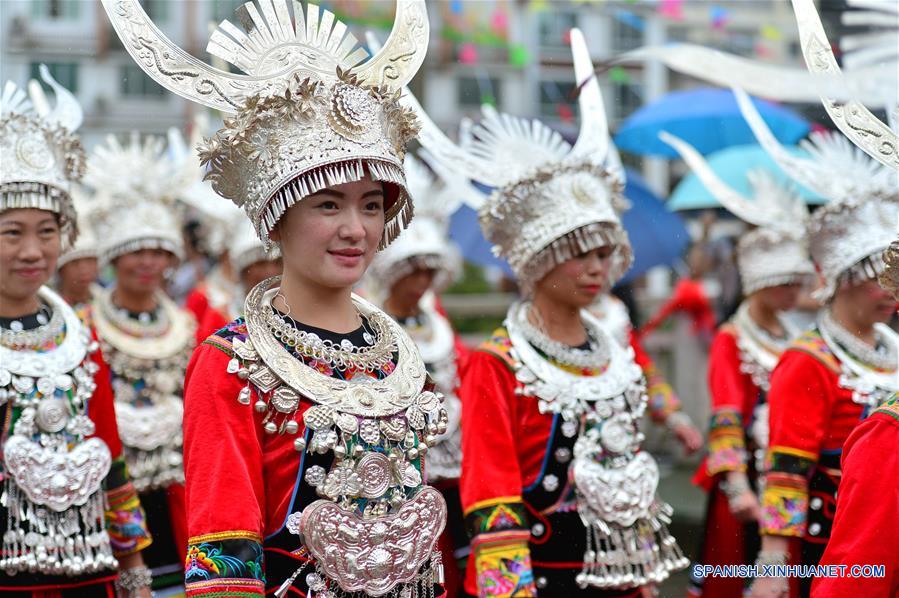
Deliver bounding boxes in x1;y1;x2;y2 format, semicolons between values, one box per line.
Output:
1;1;896;597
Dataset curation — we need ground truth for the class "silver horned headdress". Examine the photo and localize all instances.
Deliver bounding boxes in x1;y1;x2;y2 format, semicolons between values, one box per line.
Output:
0;65;85;247
404;28;630;294
366;152;464;302
736;87;899;301
660;131;815;295
102;0;430;251
84;132;185;265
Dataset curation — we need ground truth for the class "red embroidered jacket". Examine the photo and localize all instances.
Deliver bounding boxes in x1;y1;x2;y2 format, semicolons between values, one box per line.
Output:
761;330;865;539
812;397;899;596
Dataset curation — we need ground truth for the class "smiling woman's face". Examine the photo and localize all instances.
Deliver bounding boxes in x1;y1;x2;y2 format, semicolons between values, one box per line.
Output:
271;175;386;293
0;208;61;305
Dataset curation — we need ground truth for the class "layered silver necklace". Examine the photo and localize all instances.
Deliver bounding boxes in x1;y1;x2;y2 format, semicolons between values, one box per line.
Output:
237;278;447;596
0;303;64;350
264;298;396;373
818;309;899;408
516;302;611;370
732;302;797;391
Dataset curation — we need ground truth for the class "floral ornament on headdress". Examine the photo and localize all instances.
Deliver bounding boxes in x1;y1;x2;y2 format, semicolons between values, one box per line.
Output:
0;65;85;248
101;0;430;251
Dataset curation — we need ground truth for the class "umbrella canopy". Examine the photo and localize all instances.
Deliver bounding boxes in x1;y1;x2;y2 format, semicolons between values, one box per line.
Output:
614;88;810;157
448;169;688;285
668;144;826;211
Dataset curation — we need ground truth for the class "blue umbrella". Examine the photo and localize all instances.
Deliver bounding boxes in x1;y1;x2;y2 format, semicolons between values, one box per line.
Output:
668;144;826;211
448;169;688;284
618;168;689;284
614;88;810;157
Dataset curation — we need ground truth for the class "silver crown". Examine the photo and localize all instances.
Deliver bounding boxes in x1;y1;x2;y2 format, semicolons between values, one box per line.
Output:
660;130;815;295
736;87;899;300
0;66;85;247
84;133;185;265
102;0;430;251
404;28;630;294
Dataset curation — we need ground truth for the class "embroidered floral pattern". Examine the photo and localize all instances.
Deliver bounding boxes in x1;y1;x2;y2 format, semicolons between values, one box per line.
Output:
873;395;899;422
185;532;265;591
465;498;529;537
761;447;817;536
475;540;537;598
706;408;747;475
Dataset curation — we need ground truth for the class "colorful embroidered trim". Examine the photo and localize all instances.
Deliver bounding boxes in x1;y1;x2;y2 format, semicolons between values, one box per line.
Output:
873;395;899;422
760;447;817;536
185;532;265;592
184;577;265;598
104;479;151;556
706;408;747;476
643;361;682;423
474;538;537;598
465;497;529;538
790;329;840;373
203;318;248;356
478;328;517;372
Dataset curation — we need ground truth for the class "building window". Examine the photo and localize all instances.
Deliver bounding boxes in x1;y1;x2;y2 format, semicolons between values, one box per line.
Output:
458;76;501;109
612;13;643;52
30;62;78;93
612;81;643;123
538;11;578;49
539;80;578;121
120;64;167;99
31;0;79;20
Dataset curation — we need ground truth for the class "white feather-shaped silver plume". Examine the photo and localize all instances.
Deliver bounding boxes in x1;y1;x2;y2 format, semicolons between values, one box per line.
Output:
101;0;429;113
841;0;898;71
659;130;808;233
0;81;32;117
84;132;180;205
26;65;83;131
396;27;619;189
735;86;898;204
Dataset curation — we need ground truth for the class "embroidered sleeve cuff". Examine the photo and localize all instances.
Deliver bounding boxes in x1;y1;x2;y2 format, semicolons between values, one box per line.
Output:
103;459;152;557
644;363;682;422
465;497;530;540
185;531;265;597
473;538;537;598
706;409;747;476
760;447;816;537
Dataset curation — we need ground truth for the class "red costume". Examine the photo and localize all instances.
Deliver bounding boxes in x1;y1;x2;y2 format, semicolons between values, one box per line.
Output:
761;330;882;597
460;327;685;597
689;324;767;597
811;396;899;596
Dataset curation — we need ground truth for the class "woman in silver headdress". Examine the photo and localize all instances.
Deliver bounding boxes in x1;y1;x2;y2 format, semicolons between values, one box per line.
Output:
726;89;898;598
407;29;689;596
103;0;452;596
660;132;817;597
84;132;197;589
0;68;152;597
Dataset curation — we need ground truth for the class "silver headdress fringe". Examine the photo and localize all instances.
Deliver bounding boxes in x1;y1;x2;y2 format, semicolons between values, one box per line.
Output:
523;222;632;296
265;159;413;251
